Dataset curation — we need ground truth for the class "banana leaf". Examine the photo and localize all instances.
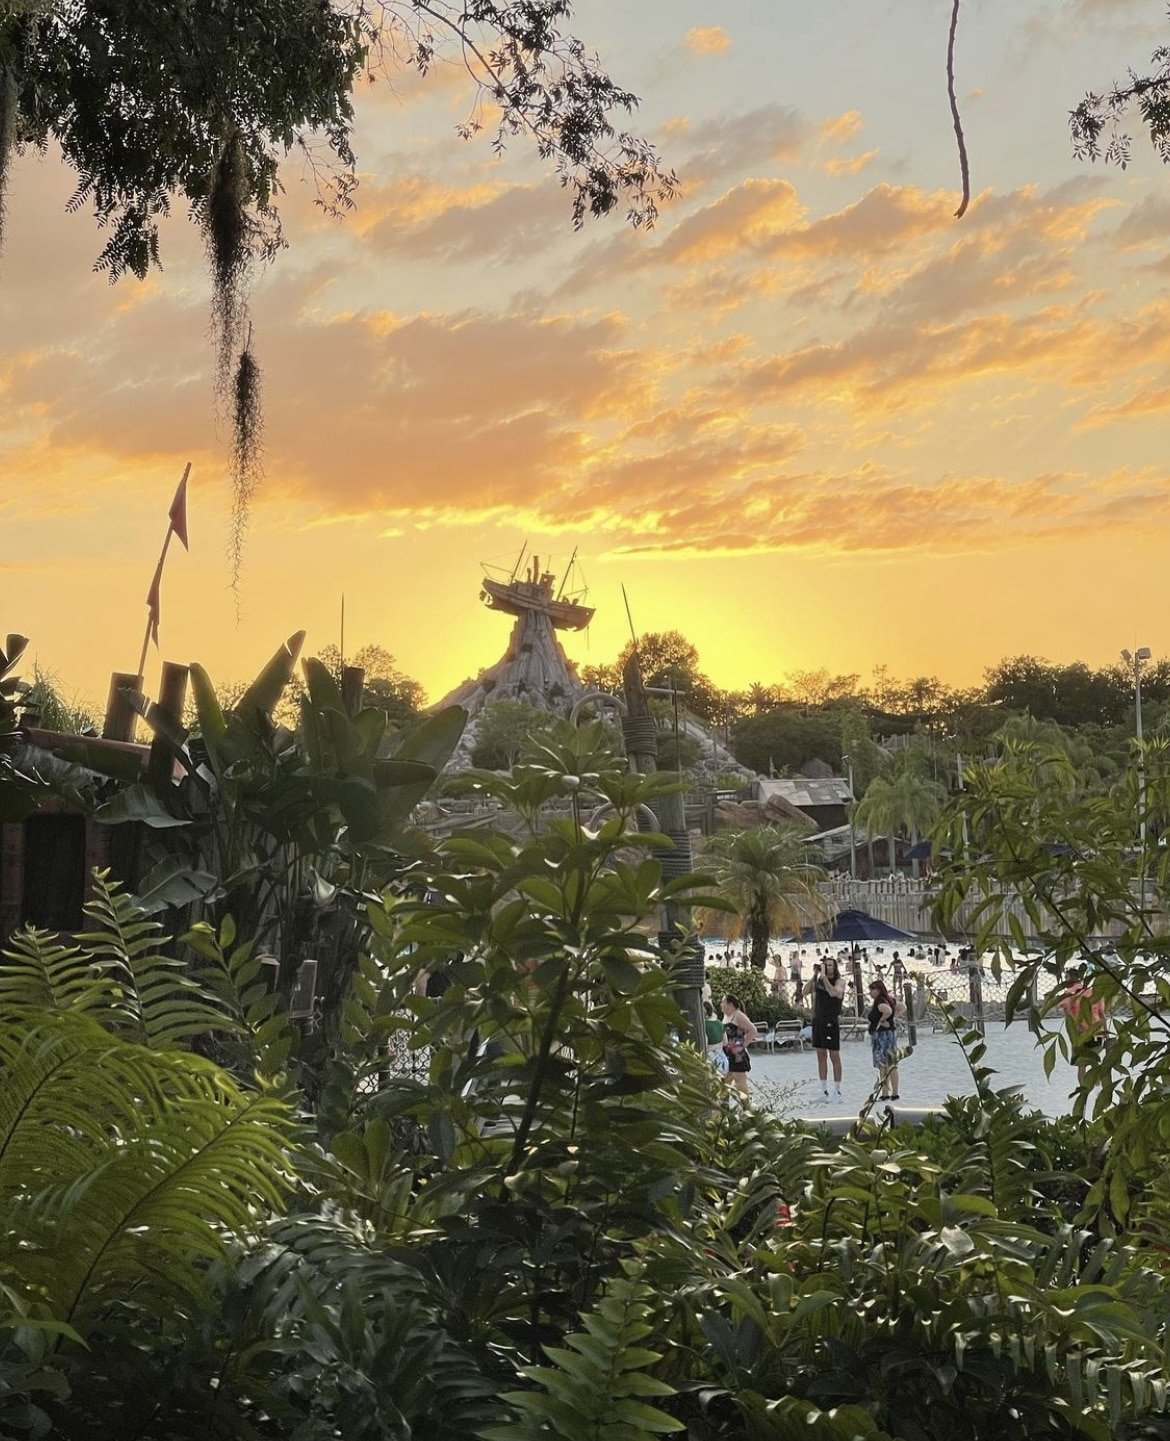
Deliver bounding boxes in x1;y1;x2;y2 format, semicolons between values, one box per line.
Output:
189;664;227;772
352;707;387;757
0;764;42;822
301;657;346;716
234;631;305;731
1;635;29;673
50;737;145;784
376;705;467;833
133;857;220;913
94;783;189;828
124;689;193;771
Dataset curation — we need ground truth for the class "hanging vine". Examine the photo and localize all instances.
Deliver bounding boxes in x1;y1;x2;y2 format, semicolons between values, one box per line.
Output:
202;126;265;590
0;0;680;594
947;0;971;219
204;126;252;399
0;64;15;254
228;329;263;598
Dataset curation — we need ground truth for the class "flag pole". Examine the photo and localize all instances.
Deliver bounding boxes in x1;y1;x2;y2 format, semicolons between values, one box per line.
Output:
138;530;174;681
137;462;192;687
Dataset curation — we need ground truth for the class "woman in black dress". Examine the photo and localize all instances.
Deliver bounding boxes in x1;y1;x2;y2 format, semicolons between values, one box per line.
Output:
809;956;846;1099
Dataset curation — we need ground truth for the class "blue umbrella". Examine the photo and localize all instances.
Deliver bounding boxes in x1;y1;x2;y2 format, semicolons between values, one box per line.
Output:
798;909;919;943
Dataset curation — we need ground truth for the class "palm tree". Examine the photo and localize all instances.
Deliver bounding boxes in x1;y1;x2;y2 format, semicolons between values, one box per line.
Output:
855;771;946;878
704;825;824;969
853;775;900;876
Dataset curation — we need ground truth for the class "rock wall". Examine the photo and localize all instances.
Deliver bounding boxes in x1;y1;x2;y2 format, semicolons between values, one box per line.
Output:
433;608;585;767
433;607;755;785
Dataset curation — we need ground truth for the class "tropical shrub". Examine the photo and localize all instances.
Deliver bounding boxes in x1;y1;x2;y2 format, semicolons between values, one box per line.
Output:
50;633;466;1022
3;726;1170;1438
0;881;294;1437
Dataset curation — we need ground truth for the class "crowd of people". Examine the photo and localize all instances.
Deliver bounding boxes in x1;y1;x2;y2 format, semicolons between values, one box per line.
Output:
704;946;910;1104
703;941;1111;1105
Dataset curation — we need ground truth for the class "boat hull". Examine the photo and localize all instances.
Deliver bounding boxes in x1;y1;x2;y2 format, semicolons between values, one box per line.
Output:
481;578;594;631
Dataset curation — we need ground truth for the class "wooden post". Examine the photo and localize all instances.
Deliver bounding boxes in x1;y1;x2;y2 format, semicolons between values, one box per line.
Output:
902;979;917;1050
621;655;706;1050
103;671;142;742
968;954;986;1036
146;662;189;790
341;665;365;717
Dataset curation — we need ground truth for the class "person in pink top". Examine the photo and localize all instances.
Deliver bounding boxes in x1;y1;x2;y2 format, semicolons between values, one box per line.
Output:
1059;969;1107;1084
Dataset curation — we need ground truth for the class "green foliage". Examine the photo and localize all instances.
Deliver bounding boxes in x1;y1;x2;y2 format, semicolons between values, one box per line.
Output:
934;734;1170;1242
482;1266;683;1440
704;967;798;1025
3;2;672;280
9;708;1170;1439
705;963;769;1015
0;1012;291;1331
183;911;298;1080
854;765;946;873
62;635;464;976
470;697;565;770
0;630;50;823
19;666;97;734
730;705;845;776
316;641;426;727
0;870;237;1047
1072;29;1170;170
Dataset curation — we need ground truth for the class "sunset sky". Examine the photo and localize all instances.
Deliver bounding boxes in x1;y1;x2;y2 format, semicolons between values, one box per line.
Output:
4;0;1170;712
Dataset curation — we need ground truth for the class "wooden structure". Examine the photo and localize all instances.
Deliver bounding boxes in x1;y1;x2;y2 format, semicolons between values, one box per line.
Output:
479;550;594;632
0;664;186;942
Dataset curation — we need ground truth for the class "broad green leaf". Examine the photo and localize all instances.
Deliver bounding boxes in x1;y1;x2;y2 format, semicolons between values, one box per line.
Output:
95;783;188;828
234;631;305;730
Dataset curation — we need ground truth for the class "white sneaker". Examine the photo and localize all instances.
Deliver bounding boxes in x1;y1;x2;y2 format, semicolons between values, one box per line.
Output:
833;1089;843;1100
821;1088;830;1099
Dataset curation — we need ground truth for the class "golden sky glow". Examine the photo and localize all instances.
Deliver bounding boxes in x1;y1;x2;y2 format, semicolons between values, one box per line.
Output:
4;1;1170;709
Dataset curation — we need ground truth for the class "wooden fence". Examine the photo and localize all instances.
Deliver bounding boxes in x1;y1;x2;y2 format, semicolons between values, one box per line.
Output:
816;878;1051;942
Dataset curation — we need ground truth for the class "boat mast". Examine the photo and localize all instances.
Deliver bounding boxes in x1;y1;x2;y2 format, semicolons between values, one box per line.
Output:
555;546;578;602
508;542;528;584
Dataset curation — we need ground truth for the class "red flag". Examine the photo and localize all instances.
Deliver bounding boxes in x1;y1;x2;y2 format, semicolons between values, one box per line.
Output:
146;559;164;649
169;465;190;549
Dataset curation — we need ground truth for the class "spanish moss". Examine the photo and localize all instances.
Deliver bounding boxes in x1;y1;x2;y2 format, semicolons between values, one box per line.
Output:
0;66;16;257
229;339;263;598
205;127;251;398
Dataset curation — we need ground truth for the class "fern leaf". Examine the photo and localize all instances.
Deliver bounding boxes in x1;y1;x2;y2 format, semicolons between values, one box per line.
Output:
76;871;238;1048
0;928;117;1014
0;1011;293;1337
480;1269;682;1440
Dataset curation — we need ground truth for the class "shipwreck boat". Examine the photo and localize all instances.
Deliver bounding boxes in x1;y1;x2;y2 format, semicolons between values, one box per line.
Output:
479;548;594;632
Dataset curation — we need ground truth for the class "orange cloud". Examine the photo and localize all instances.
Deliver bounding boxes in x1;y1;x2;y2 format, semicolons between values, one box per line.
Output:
656;179;804;265
825;148;879;177
1078;385;1170;429
682;25;732;57
821;110;865;143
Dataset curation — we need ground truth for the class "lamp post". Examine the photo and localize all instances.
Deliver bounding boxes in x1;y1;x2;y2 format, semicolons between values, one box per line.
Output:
1121;646;1151;909
843;752;857;882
